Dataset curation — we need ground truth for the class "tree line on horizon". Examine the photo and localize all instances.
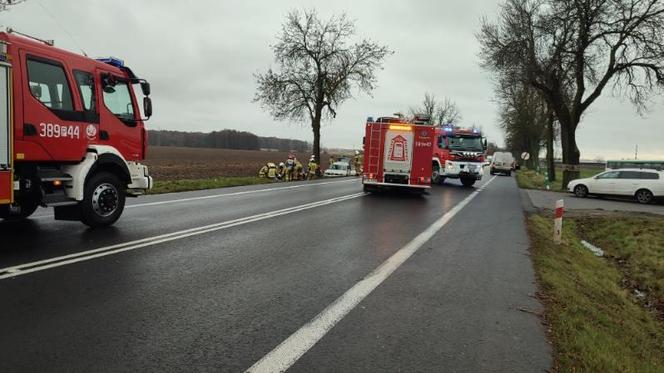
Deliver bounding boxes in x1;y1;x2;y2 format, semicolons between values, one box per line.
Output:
147;129;311;152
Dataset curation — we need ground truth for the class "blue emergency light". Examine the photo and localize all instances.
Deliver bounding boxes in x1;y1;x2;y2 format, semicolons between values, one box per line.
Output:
96;57;125;68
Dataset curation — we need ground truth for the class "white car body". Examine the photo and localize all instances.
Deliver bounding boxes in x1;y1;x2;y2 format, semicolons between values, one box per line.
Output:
567;168;664;204
324;162;356;177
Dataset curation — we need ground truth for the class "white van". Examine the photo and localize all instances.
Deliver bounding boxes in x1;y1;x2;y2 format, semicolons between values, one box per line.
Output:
490;152;515;176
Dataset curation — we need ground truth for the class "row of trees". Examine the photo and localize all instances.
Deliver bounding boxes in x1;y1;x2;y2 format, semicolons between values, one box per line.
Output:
479;0;664;186
148;129;311;152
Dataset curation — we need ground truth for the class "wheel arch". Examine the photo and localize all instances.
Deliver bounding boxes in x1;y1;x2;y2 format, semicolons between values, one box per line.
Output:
61;147;131;201
88;153;131;185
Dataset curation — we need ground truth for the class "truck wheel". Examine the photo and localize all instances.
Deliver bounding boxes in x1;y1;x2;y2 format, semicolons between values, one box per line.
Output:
80;172;126;227
432;165;442;185
0;200;39;221
0;185;40;221
461;178;476;187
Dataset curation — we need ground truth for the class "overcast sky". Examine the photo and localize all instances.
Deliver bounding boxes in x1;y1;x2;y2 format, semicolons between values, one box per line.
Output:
3;0;663;160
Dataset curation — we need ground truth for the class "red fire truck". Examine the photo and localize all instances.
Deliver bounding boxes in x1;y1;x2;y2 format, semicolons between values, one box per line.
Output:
362;115;435;193
431;125;487;187
0;30;152;227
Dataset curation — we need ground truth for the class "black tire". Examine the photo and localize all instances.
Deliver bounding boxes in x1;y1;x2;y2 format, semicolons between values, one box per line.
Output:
0;199;39;221
0;184;40;221
432;165;442;185
574;185;588;198
635;189;654;205
80;172;126;227
461;178;476;187
363;184;375;193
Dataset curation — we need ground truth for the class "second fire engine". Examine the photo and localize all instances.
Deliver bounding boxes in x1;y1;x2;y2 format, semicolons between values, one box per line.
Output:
432;125;487;187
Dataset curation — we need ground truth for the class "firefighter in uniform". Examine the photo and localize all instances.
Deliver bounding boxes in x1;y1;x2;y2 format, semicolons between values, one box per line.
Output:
277;162;286;181
295;159;303;180
285;155;295;182
258;163;269;178
307;156;318;180
266;162;278;180
353;151;362;175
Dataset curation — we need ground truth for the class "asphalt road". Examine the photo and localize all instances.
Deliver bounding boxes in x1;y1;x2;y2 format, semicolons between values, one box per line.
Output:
0;175;550;372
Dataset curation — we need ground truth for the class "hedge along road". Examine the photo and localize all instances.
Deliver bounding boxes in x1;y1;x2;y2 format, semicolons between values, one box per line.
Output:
0;175;550;372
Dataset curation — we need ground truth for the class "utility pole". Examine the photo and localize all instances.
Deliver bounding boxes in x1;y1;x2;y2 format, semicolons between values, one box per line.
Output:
635;144;638;160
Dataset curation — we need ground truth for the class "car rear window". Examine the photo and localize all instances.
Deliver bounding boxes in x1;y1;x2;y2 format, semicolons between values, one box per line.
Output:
618;171;641;179
640;172;660;180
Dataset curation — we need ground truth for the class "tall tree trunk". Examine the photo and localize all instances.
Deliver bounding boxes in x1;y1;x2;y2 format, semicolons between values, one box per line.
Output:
311;104;323;165
559;119;580;188
546;109;555;182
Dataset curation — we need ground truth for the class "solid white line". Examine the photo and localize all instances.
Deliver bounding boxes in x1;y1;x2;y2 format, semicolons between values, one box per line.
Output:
0;192;365;280
126;179;358;209
24;179;359;219
245;176;497;373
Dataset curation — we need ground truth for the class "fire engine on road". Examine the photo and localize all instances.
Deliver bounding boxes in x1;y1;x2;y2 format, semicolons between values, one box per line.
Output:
0;30;152;227
362;115;435;193
432;125;487;187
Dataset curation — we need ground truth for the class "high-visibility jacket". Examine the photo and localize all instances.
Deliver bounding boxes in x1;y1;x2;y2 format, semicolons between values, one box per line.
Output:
267;163;278;178
258;165;268;178
308;161;318;174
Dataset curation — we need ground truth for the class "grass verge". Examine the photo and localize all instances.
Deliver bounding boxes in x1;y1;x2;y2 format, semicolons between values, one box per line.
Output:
517;167;602;191
528;214;664;372
150;177;273;194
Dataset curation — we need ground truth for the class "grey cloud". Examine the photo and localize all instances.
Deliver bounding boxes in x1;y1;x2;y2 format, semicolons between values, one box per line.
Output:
2;0;662;159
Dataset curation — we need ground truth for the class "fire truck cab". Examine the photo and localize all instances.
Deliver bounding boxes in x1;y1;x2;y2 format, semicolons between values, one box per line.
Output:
0;31;152;227
432;125;487;187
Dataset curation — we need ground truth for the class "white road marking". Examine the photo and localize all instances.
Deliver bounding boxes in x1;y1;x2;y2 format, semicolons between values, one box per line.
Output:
0;192;365;280
25;179;359;219
246;176;497;373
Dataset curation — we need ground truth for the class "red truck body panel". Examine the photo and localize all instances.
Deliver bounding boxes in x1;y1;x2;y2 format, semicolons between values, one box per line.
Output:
363;119;435;189
2;32;146;163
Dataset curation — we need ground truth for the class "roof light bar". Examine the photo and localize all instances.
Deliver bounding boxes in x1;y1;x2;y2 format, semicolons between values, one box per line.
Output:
389;125;412;131
95;57;125;68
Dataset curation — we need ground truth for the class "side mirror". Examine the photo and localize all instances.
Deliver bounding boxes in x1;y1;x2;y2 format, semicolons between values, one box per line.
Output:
30;84;43;98
483;138;488;150
143;97;153;118
140;81;151;96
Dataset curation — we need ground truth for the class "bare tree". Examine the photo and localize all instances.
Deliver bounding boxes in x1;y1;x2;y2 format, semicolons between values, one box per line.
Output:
410;93;462;125
0;0;23;11
498;79;548;170
479;0;664;186
254;10;391;163
434;97;462;126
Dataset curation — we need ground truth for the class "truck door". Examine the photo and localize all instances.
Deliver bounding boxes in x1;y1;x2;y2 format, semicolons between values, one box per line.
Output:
20;52;89;161
383;128;414;176
97;70;143;161
0;60;12;204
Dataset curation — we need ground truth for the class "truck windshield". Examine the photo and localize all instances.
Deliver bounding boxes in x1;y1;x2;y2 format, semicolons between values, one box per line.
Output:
443;136;483;151
103;81;135;123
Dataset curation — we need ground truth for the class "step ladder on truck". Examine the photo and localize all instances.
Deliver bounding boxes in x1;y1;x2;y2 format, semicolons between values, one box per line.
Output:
0;30;153;227
362;115;435;193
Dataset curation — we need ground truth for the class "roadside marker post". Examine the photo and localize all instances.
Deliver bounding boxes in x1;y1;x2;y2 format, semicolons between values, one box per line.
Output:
554;199;564;244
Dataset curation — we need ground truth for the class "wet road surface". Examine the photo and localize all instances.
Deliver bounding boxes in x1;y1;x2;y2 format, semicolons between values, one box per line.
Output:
0;176;550;372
